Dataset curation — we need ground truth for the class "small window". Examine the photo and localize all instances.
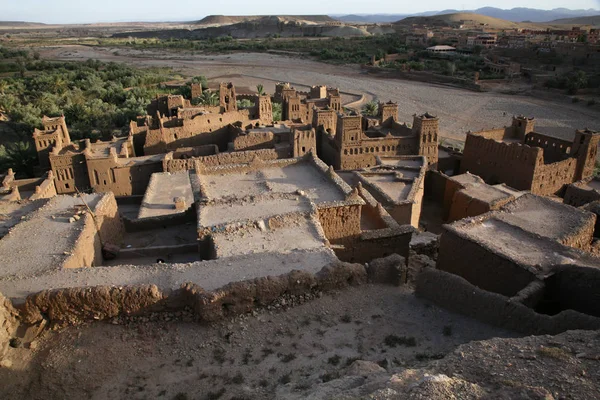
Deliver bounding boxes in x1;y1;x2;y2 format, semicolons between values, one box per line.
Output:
65;183;70;189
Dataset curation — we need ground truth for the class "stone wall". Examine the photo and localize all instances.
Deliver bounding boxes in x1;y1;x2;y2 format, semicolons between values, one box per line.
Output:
436;230;536;297
0;291;18;360
416;268;600;335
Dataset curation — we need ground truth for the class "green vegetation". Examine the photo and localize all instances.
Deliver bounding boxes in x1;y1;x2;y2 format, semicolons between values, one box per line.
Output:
78;35;411;64
193;89;219;106
362;101;379;117
236;99;255;108
546;70;600;94
272;102;282;122
0;50;180;140
0;142;37;178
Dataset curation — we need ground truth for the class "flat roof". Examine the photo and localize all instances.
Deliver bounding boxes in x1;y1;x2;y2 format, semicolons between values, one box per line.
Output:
496;194;595;243
448;218;599;275
0;193;104;280
199;160;347;204
211;214;326;258
0;248;338;304
357;172;414;203
86;138;127;159
115;154;165;167
198;194;312;229
0;199;47;238
460;183;514;205
138;172;194;219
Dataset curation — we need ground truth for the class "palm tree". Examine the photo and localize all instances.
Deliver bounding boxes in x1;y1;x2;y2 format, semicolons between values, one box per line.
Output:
198;90;219;106
0;141;37;178
362;101;378;117
0;80;9;96
256;84;265;96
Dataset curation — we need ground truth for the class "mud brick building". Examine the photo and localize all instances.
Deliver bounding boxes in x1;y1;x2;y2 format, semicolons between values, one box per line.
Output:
275;83;342;123
318;102;439;170
460;116;600;196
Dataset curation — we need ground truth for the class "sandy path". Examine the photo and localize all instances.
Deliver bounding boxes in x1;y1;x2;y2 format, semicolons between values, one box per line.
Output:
37;45;600;141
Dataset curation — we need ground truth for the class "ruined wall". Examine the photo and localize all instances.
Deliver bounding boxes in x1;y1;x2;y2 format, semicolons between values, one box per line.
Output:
525;132;572;162
164;148;285;172
86;157;163;196
232;130;276;151
471;128;510;141
437;230;536;297
292;128;317;157
447;188;514;223
334;227;412;264
29;172;57;200
546;265;600;318
564;181;600;207
555;212;596;251
416;268;600;335
531;157;577;196
424;170;449;201
317;204;362;241
63;193;124;269
22;261;372;325
339;136;419;171
460;134;540;190
143;109;252;155
0;291;18;360
50;153;89;194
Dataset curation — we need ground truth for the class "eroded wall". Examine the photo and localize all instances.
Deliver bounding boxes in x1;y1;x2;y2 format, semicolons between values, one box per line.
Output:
437;230;536;297
62;193;124;269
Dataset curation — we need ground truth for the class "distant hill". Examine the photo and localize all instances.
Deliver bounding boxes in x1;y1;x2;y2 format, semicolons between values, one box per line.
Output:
335;7;599;24
0;21;46;27
394;13;525;29
195;15;335;26
549;15;600;26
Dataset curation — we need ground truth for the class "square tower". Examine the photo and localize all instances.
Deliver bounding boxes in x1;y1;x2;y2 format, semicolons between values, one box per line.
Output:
512;115;535;141
219;82;237;113
378;101;398;126
413;113;439;167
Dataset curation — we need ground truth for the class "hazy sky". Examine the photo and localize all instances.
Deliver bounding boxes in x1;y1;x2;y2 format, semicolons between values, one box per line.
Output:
2;0;599;24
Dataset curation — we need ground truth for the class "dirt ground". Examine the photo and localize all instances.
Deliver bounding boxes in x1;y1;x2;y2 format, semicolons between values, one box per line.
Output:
0;285;517;400
35;45;600;142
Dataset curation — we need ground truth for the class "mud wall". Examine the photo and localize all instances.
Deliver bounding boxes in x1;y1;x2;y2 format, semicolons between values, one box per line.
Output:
334;228;412;264
62;193;124;269
165;148;285;172
416;268;600;335
460;134;539;190
531;157;577;196
144;110;252;154
447;189;513;223
0;291;18;360
317;204;362;240
29;173;57;200
548;265;600;318
232;130;276;151
22;261;381;326
563;183;600;207
437;231;536;297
